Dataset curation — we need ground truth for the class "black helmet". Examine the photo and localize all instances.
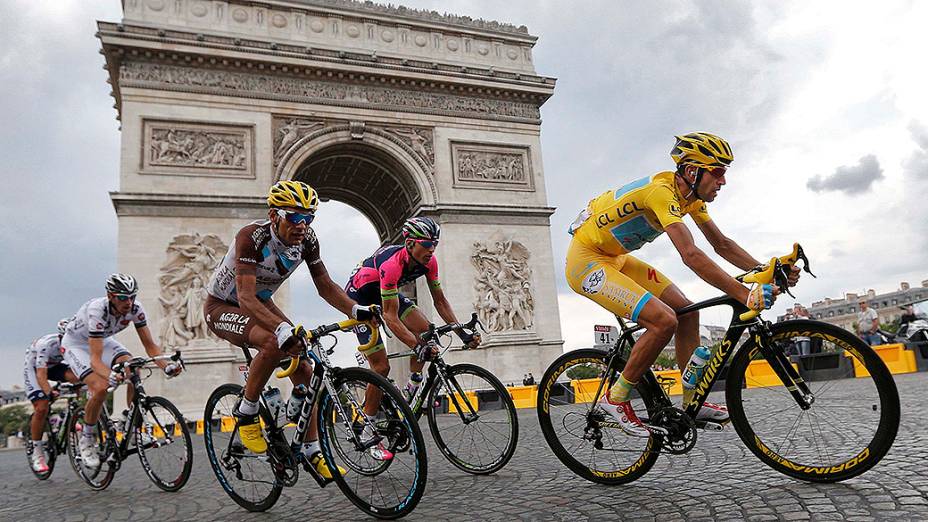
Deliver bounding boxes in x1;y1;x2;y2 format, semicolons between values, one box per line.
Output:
402;217;440;241
105;273;139;296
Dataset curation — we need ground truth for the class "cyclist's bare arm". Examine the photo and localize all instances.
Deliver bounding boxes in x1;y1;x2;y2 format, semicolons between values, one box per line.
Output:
236;271;291;333
695;219;762;271
35;366;52;395
382;297;419;349
429;287;460;325
89;337;110;379
665;222;749;303
308;260;357;318
262;298;292;325
136;325;169;370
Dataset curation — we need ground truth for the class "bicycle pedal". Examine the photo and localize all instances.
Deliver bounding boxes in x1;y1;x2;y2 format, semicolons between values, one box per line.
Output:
697;421;725;432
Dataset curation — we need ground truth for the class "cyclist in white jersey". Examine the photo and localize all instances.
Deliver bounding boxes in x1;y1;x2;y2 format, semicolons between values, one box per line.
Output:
62;274;183;469
205;180;377;476
24;318;78;473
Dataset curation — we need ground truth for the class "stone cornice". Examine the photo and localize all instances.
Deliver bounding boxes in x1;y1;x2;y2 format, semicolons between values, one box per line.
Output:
98;23;555;90
110;192;268;219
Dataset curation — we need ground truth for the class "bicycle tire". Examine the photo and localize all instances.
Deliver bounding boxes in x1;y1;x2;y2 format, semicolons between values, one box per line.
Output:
318;367;428;520
426;363;518;475
26;414;55;480
727;319;900;482
66;409;116;491
537;348;662;485
136;395;193;491
203;383;282;512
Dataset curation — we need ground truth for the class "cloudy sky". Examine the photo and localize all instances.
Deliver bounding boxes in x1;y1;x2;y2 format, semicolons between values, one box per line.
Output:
1;1;927;387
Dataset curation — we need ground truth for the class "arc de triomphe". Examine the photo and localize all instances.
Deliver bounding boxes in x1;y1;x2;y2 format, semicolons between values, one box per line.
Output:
99;0;562;417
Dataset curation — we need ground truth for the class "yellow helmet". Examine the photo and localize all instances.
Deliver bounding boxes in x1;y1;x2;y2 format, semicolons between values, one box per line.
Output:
267;180;319;211
670;132;733;169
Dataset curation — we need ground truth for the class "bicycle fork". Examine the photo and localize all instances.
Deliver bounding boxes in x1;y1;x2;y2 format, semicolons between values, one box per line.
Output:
752;324;814;409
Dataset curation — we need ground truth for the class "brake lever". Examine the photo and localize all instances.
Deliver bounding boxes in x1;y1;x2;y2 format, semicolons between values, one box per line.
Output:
774;261;795;298
796;245;816;278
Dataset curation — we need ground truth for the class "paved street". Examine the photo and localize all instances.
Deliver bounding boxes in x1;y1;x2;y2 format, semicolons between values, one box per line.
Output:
3;372;927;522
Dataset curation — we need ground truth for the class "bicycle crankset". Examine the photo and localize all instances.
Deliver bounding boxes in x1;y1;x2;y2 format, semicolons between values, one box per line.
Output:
651;407;697;455
267;438;299;487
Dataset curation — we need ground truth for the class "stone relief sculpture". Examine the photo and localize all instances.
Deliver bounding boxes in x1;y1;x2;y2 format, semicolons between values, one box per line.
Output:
458;150;525;182
472;240;535;333
382;126;434;168
149;126;247;169
121;62;541;121
158;233;227;350
274;118;326;165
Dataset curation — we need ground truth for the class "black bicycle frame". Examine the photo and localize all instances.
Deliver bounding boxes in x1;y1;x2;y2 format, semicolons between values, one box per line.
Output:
607;295;814;418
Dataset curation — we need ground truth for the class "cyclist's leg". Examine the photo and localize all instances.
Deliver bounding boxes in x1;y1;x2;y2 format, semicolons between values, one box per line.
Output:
103;339;133;407
24;362;50;441
621;257;699;369
396;295;426;374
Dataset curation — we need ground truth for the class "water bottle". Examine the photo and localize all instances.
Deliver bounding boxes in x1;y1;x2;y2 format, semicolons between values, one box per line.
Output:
263;387;283;425
286;384;308;422
682;346;712;390
49;412;63;433
404;372;423;402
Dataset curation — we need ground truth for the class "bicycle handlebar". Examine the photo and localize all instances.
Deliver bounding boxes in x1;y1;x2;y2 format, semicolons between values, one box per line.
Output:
420;312;484;344
275;306;383;379
736;243;816;321
107;351;184;392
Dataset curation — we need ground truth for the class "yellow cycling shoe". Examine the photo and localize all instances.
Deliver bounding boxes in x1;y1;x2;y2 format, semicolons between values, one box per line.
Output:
310;451;347;480
236;415;268;454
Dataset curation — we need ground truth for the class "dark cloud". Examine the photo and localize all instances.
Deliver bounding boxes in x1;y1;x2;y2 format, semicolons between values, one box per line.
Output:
806;155;884;195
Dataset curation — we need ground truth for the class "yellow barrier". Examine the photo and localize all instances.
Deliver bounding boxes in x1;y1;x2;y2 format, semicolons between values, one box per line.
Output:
571;378;604;403
850;343;917;377
653;370;683;396
745;359;799;388
153;424;165;438
173;423;182;437
196;419;204;435
220;416;235;433
447;391;478;414
509;385;537;409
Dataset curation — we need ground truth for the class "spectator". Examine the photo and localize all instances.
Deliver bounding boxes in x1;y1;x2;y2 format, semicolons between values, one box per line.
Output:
857;300;881;346
793;304;812;355
900;305;917;326
522;374;528;386
526;373;535;386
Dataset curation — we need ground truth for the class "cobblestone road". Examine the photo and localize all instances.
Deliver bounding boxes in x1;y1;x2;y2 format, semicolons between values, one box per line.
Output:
3;372;927;521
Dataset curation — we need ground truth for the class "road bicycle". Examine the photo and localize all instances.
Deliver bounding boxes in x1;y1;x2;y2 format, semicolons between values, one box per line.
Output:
203;314;427;519
26;381;85;480
537;244;900;484
69;352;193;491
383;313;518;475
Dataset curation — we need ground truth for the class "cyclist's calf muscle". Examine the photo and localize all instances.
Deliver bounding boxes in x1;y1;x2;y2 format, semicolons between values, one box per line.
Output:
622;298;677;381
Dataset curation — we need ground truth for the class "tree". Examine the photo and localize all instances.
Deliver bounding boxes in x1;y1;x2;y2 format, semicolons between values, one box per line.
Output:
0;405;30;436
566;364;602;380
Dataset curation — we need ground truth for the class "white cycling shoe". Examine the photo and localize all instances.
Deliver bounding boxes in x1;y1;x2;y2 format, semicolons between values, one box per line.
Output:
30;450;49;473
79;435;100;469
597;395;659;438
695;401;729;423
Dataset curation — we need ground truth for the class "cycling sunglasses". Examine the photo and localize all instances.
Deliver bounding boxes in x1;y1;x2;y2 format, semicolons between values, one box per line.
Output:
412;239;439;249
276;208;315;225
112;294;136;302
703;166;728;179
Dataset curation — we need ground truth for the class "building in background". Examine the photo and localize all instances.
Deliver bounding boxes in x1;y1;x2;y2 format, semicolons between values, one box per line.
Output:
781;280;928;331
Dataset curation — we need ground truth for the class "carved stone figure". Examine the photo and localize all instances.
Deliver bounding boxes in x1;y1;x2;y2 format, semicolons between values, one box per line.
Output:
158;233;227;349
149;126;247;169
384;126;434;167
471;239;534;333
457;150;526;182
274;118;325;164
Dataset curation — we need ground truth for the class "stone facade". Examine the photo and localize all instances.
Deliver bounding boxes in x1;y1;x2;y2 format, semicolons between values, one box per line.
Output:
783;280;928;332
101;0;561;418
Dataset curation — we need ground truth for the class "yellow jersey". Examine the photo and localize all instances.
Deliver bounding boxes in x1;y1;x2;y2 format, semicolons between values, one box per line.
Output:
568;171;711;256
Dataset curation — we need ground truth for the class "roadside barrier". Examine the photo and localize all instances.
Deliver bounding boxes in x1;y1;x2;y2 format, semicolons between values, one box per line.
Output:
508;385;537;409
744;359;799;388
796;351;855;381
850;343;916;377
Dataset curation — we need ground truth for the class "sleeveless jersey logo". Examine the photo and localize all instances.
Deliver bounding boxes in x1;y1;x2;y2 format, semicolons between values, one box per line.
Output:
668;204;682;218
581;268;606;294
647;268;662;283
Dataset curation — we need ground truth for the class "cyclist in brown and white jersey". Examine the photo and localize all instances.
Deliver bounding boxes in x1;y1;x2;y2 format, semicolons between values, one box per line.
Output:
205;180;377;475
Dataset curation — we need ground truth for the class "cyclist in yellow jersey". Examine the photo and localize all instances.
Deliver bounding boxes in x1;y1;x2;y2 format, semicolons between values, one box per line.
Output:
565;132;800;437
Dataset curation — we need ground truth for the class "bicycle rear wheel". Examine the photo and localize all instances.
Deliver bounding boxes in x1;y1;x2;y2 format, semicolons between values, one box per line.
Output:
319;367;427;520
66;409;116;491
537;348;662;485
136;396;193;491
427;363;518;475
727;319;900;482
203;384;282;512
26;414;56;480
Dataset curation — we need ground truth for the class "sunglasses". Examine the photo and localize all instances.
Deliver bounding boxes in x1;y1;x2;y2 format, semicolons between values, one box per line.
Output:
704;167;728;179
113;294;136;302
276;209;315;225
412;239;439;249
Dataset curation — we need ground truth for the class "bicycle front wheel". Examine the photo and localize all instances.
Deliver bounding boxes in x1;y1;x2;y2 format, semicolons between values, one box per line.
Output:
536;348;662;485
203;384;282;512
319;367;427;520
427;363;518;475
727;319;900;482
136;396;193;491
